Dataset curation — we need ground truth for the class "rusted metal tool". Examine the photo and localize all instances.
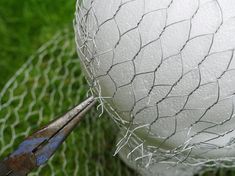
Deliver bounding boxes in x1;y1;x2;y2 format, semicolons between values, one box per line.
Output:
0;96;96;176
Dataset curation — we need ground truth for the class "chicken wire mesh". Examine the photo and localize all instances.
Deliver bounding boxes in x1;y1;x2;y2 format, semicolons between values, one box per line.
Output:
74;0;235;175
0;29;134;176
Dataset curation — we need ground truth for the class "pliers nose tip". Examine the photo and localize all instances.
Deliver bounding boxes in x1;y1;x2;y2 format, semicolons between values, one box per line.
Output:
33;96;96;166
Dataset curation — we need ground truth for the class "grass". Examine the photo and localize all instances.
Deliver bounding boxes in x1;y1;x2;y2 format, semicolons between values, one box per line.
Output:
0;0;75;89
0;1;134;176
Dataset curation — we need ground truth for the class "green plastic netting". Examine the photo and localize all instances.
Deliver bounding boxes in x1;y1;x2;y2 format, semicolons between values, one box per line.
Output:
0;29;135;176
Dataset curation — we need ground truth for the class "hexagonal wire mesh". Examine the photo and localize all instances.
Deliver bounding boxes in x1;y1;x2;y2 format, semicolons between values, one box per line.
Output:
1;0;235;175
74;0;235;175
0;29;135;176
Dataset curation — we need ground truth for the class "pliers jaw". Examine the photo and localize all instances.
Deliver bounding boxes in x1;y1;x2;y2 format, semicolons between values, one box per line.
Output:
1;153;36;176
0;96;96;176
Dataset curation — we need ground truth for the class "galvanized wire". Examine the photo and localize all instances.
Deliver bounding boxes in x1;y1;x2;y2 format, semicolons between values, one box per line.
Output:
74;0;235;175
0;29;134;176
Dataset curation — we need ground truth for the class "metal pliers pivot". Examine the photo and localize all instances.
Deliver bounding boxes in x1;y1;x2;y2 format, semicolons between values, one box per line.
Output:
0;96;96;176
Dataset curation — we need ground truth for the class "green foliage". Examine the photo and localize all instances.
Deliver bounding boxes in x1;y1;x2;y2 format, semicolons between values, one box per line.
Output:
0;0;75;88
0;1;134;175
0;30;134;175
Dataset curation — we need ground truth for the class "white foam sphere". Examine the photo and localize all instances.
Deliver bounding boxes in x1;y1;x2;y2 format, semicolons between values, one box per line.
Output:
75;0;235;175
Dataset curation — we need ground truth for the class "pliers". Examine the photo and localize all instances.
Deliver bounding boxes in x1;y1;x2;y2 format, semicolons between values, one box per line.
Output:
0;96;96;176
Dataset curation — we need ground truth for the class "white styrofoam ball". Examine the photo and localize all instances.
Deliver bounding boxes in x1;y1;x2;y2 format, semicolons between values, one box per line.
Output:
75;0;235;175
